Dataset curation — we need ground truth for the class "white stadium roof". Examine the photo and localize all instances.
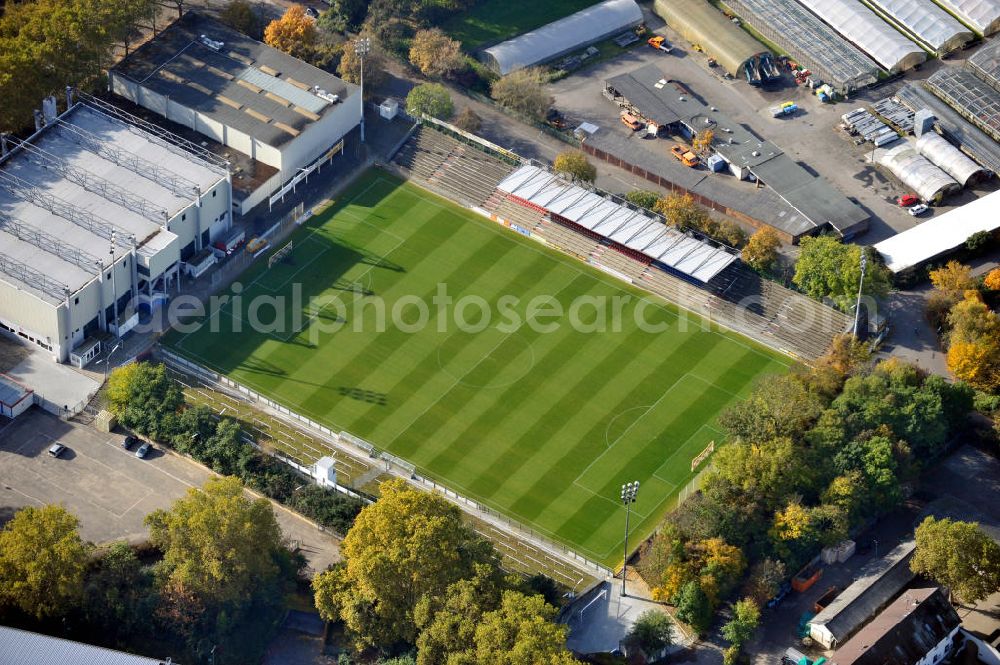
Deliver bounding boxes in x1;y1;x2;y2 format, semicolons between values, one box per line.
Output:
803;0;926;72
874;189;1000;272
497;165;738;282
866;0;972;52
933;0;1000;34
483;0;643;75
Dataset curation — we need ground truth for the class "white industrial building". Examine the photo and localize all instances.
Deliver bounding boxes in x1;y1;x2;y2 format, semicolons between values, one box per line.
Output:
110;12;361;214
865;0;972;53
933;0;1000;34
0;94;231;365
803;0;926;73
482;0;644;75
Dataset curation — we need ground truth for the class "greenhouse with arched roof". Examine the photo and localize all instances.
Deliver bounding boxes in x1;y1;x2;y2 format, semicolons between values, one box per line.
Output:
866;0;972;53
933;0;1000;35
651;0;767;78
482;0;644;75
803;0;926;72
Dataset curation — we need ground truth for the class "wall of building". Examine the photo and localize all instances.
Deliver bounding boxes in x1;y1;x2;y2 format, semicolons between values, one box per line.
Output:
277;90;362;175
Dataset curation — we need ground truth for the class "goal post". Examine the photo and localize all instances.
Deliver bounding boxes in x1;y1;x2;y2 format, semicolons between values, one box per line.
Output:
268;241;294;268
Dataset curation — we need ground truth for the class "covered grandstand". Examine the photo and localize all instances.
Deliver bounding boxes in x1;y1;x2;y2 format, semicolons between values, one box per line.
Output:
481;0;643;75
497;165;739;282
651;0;766;78
927;67;1000;142
932;0;1000;34
866;0;972;53
721;0;881;92
877;143;960;202
874;189;1000;274
803;0;925;73
968;38;1000;91
915;131;989;185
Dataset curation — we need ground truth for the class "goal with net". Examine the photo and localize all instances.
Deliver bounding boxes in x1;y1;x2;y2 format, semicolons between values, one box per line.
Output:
268;241;294;268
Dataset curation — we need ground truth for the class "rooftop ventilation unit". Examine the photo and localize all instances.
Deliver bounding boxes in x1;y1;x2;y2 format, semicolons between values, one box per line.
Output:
199;35;224;51
312;86;340;104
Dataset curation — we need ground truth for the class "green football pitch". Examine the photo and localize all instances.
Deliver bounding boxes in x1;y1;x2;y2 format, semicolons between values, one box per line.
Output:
441;0;600;48
165;170;791;566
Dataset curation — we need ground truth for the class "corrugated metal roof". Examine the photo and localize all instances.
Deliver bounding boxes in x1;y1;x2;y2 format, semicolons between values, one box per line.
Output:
497;165;738;282
0;626;172;665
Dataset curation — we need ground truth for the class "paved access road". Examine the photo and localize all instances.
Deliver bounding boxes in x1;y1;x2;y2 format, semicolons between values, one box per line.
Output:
0;408;340;574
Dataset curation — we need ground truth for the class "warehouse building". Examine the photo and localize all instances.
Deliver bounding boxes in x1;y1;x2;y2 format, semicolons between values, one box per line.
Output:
111;12;360;214
877;142;960;202
865;0;972;54
926;67;1000;143
722;0;881;93
0;94;231;365
875;188;1000;275
651;0;767;78
915;131;989;185
803;0;926;73
482;0;643;75
601;65;869;241
933;0;1000;34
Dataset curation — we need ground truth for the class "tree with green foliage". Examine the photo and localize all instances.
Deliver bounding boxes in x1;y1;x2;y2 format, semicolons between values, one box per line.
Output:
722;597;760;650
912;517;1000;604
627;609;674;654
83;542;149;639
491;67;552;120
106;362;183;441
313;479;499;649
220;0;262;38
146;476;285;608
745;558;786;605
460;590;575;664
793;237;891;310
720;374;826;445
675;580;713;635
406;82;454;119
626;190;661;210
324;0;370;31
553;150;597;183
0;505;90;618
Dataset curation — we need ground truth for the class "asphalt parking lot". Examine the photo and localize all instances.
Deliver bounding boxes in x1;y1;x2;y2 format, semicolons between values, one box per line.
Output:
0;408;341;573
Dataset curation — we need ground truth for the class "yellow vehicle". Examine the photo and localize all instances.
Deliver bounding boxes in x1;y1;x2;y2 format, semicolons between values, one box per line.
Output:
671;144;700;167
621;112;644;131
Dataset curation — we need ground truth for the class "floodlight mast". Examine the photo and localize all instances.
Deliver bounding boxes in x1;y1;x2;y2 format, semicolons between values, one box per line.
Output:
620;480;639;596
355;37;371;144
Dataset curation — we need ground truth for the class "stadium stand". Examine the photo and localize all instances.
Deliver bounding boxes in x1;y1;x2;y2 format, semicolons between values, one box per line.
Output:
392;126;515;207
392;124;850;360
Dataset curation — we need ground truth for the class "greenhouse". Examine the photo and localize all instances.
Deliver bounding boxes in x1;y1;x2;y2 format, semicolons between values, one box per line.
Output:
722;0;880;92
915;131;989;186
932;0;1000;34
481;0;643;75
877;143;960;203
651;0;767;78
927;67;1000;142
866;0;972;53
967;38;1000;92
804;0;925;72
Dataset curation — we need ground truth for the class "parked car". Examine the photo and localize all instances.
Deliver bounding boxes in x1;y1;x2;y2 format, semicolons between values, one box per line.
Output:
670;144;700;167
47;443;67;458
908;203;929;216
121;435;137;450
135;442;152;459
897;193;919;207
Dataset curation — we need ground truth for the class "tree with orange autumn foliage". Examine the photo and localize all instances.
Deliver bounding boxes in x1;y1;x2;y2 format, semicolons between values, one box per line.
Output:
264;5;317;61
985;268;1000;291
946;293;1000;392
